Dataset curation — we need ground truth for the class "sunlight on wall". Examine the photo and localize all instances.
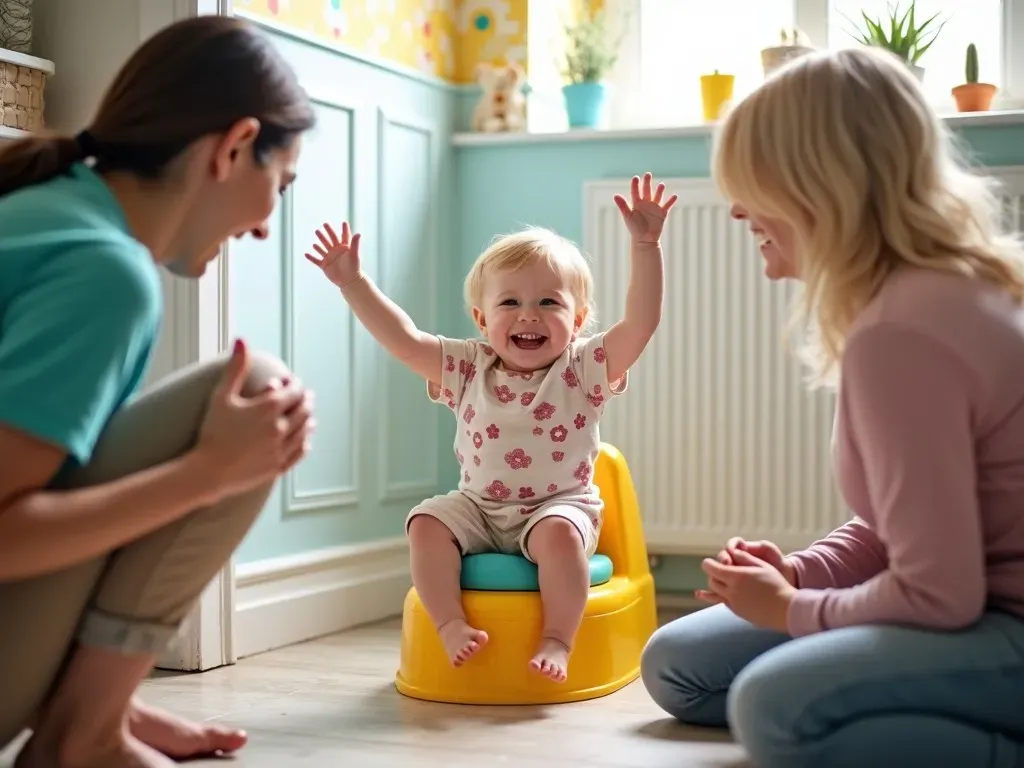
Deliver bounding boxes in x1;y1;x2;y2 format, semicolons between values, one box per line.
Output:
452;0;527;83
236;0;460;80
237;0;536;84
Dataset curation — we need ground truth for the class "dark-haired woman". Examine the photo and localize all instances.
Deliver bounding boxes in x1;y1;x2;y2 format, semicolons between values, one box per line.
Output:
0;16;316;768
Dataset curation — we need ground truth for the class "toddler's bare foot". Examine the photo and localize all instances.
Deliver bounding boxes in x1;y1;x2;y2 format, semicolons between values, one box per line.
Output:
15;730;175;768
528;637;571;682
438;619;488;666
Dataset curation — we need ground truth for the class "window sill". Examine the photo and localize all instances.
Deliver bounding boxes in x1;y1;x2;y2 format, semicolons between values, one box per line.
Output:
451;109;1024;148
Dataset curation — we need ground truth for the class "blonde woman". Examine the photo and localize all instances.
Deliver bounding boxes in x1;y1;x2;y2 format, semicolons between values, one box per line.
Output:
641;47;1024;767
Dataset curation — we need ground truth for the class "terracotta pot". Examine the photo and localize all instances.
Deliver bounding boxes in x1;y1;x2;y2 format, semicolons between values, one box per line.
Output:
951;82;997;112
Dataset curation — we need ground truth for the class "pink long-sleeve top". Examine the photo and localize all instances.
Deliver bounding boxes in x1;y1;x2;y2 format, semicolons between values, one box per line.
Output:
786;265;1024;637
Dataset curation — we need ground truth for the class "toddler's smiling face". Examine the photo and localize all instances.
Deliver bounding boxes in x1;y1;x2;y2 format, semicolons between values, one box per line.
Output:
472;258;585;372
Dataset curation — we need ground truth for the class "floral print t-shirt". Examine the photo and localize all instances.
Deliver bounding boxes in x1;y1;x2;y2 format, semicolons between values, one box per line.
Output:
427;332;627;518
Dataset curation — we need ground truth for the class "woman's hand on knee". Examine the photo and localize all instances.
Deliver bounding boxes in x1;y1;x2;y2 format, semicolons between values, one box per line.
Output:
195;339;315;497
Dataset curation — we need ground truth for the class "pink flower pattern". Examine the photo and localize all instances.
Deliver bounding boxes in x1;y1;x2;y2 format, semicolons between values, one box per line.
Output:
547;483;558;493
550;425;568;443
486;423;500;439
463;404;476;424
504;448;532;470
520;392;536;406
574;413;586;430
494;385;516;404
532;426;543;436
532;402;555;420
473;455;481;466
561;367;579;388
473;432;483;449
593;346;606;363
518;486;535;499
485;479;511;500
445;355;456;373
552;451;565;462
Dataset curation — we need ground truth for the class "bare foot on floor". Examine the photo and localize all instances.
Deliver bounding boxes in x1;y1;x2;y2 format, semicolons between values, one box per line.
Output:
15;731;175;768
529;637;571;682
129;698;248;758
438;619;489;666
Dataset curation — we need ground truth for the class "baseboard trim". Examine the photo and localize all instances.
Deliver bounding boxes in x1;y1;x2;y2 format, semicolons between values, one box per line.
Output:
233;536;410;659
655;592;705;615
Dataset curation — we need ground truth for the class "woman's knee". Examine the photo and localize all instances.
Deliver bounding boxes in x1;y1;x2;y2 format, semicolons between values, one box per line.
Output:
640;618;717;723
238;349;292;398
726;653;805;767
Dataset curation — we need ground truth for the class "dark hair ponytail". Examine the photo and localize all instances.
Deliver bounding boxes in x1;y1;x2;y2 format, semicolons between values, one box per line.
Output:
0;134;87;197
0;15;314;199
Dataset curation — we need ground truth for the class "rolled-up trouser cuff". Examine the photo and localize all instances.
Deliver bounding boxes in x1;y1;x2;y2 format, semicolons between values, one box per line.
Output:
77;609;182;655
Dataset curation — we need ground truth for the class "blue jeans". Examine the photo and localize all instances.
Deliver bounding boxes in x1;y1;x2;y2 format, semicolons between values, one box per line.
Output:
640;604;1024;768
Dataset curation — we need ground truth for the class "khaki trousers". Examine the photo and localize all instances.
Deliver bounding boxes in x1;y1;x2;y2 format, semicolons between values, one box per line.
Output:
0;351;288;747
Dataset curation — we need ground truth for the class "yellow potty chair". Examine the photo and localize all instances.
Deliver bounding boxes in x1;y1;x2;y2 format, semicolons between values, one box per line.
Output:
395;442;657;705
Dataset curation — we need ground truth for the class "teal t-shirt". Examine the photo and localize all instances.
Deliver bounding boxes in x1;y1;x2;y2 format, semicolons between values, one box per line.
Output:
0;162;163;468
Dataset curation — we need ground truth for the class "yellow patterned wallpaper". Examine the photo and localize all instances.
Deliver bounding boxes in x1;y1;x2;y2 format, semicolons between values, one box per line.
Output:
236;0;530;85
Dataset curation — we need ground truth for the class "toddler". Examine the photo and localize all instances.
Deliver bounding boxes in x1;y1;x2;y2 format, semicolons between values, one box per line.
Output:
305;173;676;681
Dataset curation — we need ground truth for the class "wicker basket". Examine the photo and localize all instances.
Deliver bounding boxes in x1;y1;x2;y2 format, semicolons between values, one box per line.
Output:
0;48;53;133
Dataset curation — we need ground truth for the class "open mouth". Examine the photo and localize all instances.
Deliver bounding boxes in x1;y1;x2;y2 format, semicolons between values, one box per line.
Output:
756;236;773;250
511;332;547;350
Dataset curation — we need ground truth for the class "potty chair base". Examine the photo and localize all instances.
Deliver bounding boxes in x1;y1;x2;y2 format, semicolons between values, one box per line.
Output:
395;573;657;706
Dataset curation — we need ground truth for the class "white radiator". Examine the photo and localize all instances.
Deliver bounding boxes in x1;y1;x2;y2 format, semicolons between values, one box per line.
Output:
583;168;1024;556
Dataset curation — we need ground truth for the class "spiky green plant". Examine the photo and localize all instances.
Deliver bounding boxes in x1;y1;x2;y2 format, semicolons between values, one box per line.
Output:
561;6;626;84
965;43;979;84
845;0;947;65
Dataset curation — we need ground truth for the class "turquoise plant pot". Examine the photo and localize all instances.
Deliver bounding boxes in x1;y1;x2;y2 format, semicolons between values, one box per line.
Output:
563;81;610;129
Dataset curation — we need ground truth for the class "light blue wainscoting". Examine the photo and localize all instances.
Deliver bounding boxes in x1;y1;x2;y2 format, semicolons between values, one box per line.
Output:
452;121;1024;593
229;22;461;564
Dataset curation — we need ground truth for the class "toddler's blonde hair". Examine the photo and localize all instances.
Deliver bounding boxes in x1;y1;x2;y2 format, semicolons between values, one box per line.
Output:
712;45;1024;388
464;226;596;329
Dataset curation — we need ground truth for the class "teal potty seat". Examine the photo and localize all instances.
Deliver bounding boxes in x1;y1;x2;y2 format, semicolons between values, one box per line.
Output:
460;552;614;591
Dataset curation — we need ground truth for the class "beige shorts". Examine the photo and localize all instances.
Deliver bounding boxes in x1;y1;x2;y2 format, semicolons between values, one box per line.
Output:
406;490;601;563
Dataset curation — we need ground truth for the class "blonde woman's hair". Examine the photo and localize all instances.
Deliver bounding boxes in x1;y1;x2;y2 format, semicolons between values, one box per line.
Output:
464;226;596;328
712;45;1024;388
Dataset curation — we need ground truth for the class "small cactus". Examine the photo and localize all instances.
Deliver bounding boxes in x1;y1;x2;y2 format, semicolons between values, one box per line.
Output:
965;43;979;84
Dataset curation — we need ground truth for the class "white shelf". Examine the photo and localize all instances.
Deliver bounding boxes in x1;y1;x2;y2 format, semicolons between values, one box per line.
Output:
451;109;1024;147
0;48;54;74
0;125;32;142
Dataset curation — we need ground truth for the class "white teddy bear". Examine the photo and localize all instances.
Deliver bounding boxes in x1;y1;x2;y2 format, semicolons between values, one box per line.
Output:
472;62;526;133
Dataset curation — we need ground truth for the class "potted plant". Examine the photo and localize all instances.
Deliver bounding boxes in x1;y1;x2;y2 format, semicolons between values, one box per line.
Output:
845;0;946;81
560;6;624;129
761;27;815;78
952;43;997;112
700;69;735;122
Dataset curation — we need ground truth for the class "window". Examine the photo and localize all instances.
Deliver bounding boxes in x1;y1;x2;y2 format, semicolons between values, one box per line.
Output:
605;0;1024;130
828;0;1004;110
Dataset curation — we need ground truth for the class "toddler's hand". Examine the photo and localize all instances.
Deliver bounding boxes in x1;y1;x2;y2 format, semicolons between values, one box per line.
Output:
304;220;362;289
613;172;678;245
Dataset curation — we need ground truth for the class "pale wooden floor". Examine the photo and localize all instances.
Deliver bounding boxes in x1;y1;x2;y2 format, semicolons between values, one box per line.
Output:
4;616;749;767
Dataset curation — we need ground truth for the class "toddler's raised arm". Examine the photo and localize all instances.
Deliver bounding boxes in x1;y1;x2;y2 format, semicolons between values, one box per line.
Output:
305;221;442;384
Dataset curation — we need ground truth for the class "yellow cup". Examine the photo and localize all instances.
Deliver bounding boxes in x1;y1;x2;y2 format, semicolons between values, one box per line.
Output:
700;70;735;122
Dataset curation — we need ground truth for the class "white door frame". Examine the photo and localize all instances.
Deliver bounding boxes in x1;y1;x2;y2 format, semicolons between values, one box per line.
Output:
153;0;238;673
